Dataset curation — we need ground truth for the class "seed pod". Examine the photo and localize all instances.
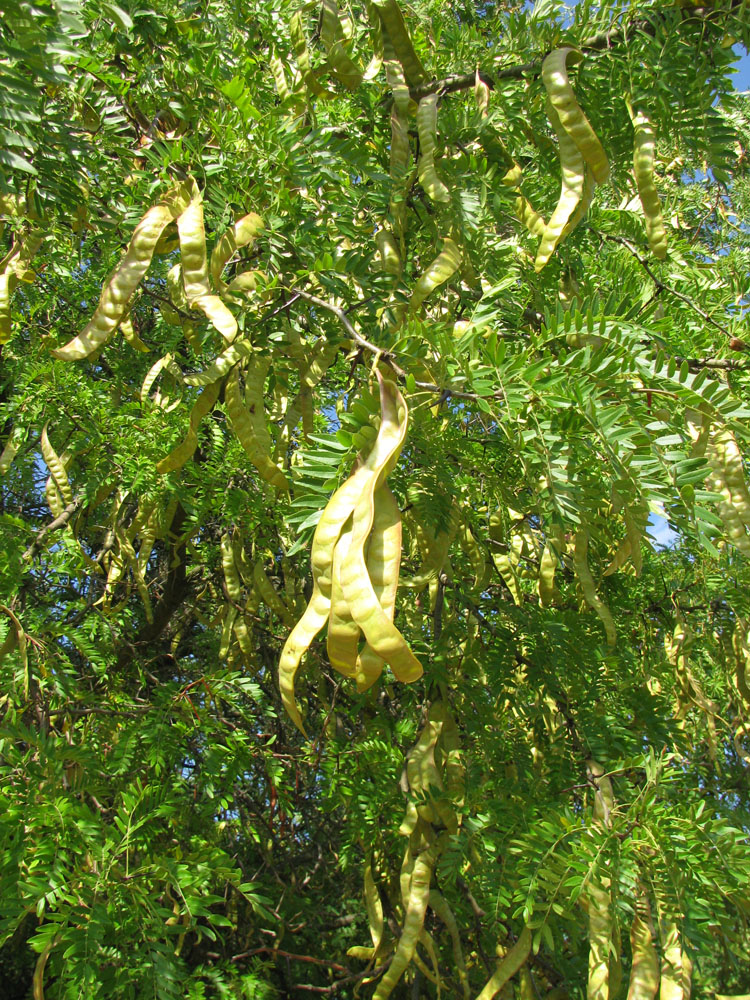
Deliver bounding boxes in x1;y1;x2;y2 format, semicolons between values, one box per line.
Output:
410;238;461;312
40;424;73;507
156;380;222;473
573;529;616;647
542;48;609;184
416;94;451;204
364;856;385;953
177;180;239;341
54;182;192;360
627;890;659;1000
535;99;585;272
120;313;150;353
475;926;532;1000
355;485;402;690
372;835;445;1000
327;516;361;677
627;102;667;260
210;212;265;296
373;0;426;86
659;922;683;1000
225;364;290;492
428;890;469;998
253;560;295;626
290;12;332;98
185;337;255;387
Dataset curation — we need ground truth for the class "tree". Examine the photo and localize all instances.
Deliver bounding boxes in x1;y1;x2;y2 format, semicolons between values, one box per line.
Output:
1;0;750;996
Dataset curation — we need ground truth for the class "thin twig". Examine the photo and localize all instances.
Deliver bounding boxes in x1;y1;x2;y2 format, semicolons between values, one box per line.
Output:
604;234;734;339
23;497;82;560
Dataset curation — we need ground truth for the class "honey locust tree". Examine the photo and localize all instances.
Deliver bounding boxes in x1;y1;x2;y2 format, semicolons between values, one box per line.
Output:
2;0;750;997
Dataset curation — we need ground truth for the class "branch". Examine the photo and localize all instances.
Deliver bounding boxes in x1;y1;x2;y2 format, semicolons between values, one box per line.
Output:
23;496;82;560
287;286;504;404
604;235;734;339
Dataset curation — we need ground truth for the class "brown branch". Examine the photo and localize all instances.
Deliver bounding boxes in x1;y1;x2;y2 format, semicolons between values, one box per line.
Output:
604;234;734;339
23;496;83;560
287;286;504;404
228;946;349;974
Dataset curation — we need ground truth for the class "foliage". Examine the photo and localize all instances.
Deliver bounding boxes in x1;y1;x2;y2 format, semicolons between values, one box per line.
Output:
1;0;750;997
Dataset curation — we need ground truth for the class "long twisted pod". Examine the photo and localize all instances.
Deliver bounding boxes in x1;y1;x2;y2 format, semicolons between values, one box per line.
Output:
410;238;461;312
535;99;585;272
210;213;265;295
372;834;445;1000
54;182;192;360
156;380;222;473
225;364;289;492
355;485;402;691
707;426;750;555
279;370;415;730
290;11;331;98
542;48;609;184
340;376;421;683
574;529;616;647
0;230;43;345
627;101;667;260
476;926;532;1000
416;94;451;204
373;0;426;86
40;424;73;507
660;923;683;1000
627;890;659;1000
427;890;469;999
177;181;238;341
326;516;361;677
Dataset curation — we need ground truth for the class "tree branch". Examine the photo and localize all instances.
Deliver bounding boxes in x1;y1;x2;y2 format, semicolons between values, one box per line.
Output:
23;496;82;560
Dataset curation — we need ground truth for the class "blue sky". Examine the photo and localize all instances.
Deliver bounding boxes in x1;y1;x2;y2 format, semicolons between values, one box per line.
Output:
732;46;750;92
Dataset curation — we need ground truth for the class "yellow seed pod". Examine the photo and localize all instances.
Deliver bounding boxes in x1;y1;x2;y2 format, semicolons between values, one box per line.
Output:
475;926;532;1000
185;337;255;387
225;365;289;492
627;891;659;1000
40;423;73;507
177;180;239;342
627;102;668;260
327;517;361;677
410;238;461;312
372;0;426;86
416;94;451;204
290;11;332;98
210;212;265;296
542;48;609;184
372;835;445;1000
54;182;192;360
535;99;585;272
573;529;616;647
156;380;222;474
659;922;683;1000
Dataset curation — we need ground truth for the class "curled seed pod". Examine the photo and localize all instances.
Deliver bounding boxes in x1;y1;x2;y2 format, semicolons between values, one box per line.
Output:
364;856;385;953
376;228;402;277
542;48;609;184
185;337;255;386
269;48;290;100
156;380;222;474
40;424;73;507
340;374;421;683
210;213;265;296
573;529;616;647
253;560;295;625
372;835;446;1000
416;94;451;204
354;485;402;691
627;102;667;260
120;313;150;353
659;923;683;1000
327;517;360;677
476;926;532;1000
627;890;660;1000
225;364;289;492
54;182;192;360
410;237;461;312
373;0;426;86
535;99;585;272
290;11;331;98
177;181;238;341
0;231;43;345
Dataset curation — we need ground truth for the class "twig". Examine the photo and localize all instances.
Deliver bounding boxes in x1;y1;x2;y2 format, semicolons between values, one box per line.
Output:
287;286;504;404
23;496;82;560
604;235;734;339
229;946;349;973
